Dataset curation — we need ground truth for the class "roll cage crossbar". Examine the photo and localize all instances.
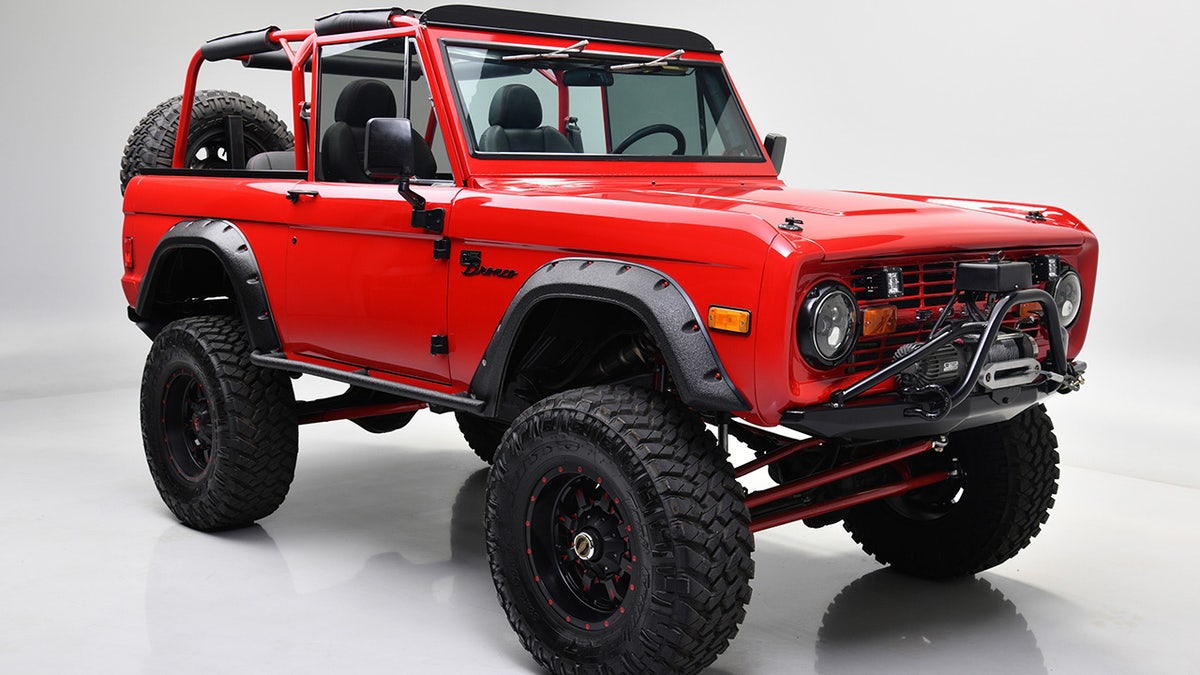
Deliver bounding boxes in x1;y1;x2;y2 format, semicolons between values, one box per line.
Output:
171;5;723;172
173;11;430;172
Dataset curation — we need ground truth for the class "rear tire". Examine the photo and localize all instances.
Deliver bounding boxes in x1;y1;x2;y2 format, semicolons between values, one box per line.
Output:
842;405;1059;578
120;89;293;194
485;385;753;674
455;411;508;463
140;315;298;530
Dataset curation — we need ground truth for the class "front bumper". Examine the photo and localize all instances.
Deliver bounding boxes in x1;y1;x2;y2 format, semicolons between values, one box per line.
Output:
781;287;1085;441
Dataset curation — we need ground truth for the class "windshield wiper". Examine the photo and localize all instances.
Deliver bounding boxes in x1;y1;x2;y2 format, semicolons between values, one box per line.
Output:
610;48;684;71
502;39;589;61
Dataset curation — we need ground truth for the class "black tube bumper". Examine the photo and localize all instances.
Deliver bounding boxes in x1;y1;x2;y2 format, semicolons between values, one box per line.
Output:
781;287;1084;441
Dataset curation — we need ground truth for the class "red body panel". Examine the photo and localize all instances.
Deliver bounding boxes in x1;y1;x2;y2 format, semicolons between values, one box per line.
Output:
122;17;1099;430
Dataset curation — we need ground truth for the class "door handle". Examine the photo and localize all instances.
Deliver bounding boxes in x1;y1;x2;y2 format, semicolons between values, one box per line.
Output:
286;188;320;203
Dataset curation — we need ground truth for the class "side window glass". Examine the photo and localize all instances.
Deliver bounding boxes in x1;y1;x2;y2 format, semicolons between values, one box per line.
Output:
316;37;447;182
406;39;453;180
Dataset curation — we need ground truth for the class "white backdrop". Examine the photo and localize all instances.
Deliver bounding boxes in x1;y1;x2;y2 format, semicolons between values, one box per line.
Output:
2;0;1196;482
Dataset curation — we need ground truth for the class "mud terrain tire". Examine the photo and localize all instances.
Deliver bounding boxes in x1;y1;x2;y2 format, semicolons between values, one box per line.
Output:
485;385;754;674
120;89;292;194
842;405;1060;578
140;315;298;530
455;412;508;463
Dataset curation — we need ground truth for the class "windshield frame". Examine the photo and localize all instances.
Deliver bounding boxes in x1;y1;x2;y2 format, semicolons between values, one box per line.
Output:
438;37;769;168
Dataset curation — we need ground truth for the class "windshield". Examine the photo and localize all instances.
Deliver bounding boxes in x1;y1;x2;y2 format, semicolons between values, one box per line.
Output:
444;43;763;161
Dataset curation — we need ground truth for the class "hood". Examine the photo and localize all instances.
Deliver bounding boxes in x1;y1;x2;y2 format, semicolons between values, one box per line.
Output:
489;179;1090;261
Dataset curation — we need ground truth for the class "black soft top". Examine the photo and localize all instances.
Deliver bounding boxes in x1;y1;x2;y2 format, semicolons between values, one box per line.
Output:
420;4;718;53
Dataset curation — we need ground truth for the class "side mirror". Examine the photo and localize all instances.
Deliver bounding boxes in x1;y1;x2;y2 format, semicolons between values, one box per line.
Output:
364;117;444;234
365;117;415;179
763;133;787;175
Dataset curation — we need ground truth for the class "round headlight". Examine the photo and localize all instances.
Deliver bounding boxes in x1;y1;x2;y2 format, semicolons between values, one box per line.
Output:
1051;270;1083;327
800;283;858;367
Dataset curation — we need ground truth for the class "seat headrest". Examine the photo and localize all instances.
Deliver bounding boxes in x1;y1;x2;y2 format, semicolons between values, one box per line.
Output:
488;84;542;130
334;79;397;127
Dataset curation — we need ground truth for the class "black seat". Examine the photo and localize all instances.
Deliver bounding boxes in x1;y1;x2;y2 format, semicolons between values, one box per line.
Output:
478;84;574;153
322;79;437;182
245;151;296;171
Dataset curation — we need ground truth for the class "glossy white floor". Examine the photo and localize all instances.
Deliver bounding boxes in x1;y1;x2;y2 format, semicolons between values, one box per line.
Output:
2;361;1197;675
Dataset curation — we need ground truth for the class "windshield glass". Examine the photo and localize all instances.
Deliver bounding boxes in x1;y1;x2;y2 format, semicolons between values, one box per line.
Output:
445;43;762;161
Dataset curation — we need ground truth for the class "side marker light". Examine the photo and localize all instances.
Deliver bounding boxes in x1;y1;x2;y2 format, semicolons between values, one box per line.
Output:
707;306;751;334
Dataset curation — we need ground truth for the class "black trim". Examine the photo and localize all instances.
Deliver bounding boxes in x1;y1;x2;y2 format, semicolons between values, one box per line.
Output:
422;5;717;53
202;26;281;62
250;351;485;413
470;258;750;416
135;219;281;352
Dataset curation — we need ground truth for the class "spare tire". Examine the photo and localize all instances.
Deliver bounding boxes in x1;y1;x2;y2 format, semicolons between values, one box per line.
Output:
120;89;293;194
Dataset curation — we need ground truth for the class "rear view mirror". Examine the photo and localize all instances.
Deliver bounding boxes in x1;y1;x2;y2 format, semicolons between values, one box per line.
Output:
562;68;614;87
364;117;415;178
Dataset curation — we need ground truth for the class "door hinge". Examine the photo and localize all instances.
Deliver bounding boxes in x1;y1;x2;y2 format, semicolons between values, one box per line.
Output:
412;208;445;234
433;237;451;261
430;334;449;355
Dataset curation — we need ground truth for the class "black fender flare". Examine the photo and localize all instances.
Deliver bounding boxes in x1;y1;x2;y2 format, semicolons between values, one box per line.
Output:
471;258;750;416
134;218;281;351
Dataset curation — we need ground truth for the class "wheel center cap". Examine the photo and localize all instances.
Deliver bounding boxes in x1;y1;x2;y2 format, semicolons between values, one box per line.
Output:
573;532;597;561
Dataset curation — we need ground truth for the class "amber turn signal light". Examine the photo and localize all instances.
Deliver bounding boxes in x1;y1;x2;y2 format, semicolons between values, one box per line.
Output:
861;305;897;337
707;306;751;334
1019;302;1042;319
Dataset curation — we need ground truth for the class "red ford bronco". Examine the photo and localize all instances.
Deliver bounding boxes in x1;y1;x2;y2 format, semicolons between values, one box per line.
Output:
120;6;1097;674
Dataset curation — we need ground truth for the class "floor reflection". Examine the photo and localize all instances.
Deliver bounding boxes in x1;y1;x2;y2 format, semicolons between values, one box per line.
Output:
815;569;1046;674
139;437;1047;674
142;464;532;674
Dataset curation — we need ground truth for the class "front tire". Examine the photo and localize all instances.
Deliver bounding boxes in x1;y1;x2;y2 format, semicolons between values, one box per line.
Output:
842;405;1060;579
485;385;753;675
140;315;298;530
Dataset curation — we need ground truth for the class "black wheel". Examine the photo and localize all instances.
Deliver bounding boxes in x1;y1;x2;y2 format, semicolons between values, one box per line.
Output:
612;123;686;155
120;89;293;194
485;385;753;675
842;405;1060;579
140;315;298;530
455;411;508;463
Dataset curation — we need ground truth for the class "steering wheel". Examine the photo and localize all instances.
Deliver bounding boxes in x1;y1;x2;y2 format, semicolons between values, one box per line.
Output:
613;124;686;155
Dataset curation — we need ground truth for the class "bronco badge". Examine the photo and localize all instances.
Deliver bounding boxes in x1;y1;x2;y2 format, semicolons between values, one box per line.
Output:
460;250;518;279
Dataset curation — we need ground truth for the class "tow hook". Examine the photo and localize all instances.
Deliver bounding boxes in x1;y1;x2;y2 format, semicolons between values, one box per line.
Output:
1045;360;1087;393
